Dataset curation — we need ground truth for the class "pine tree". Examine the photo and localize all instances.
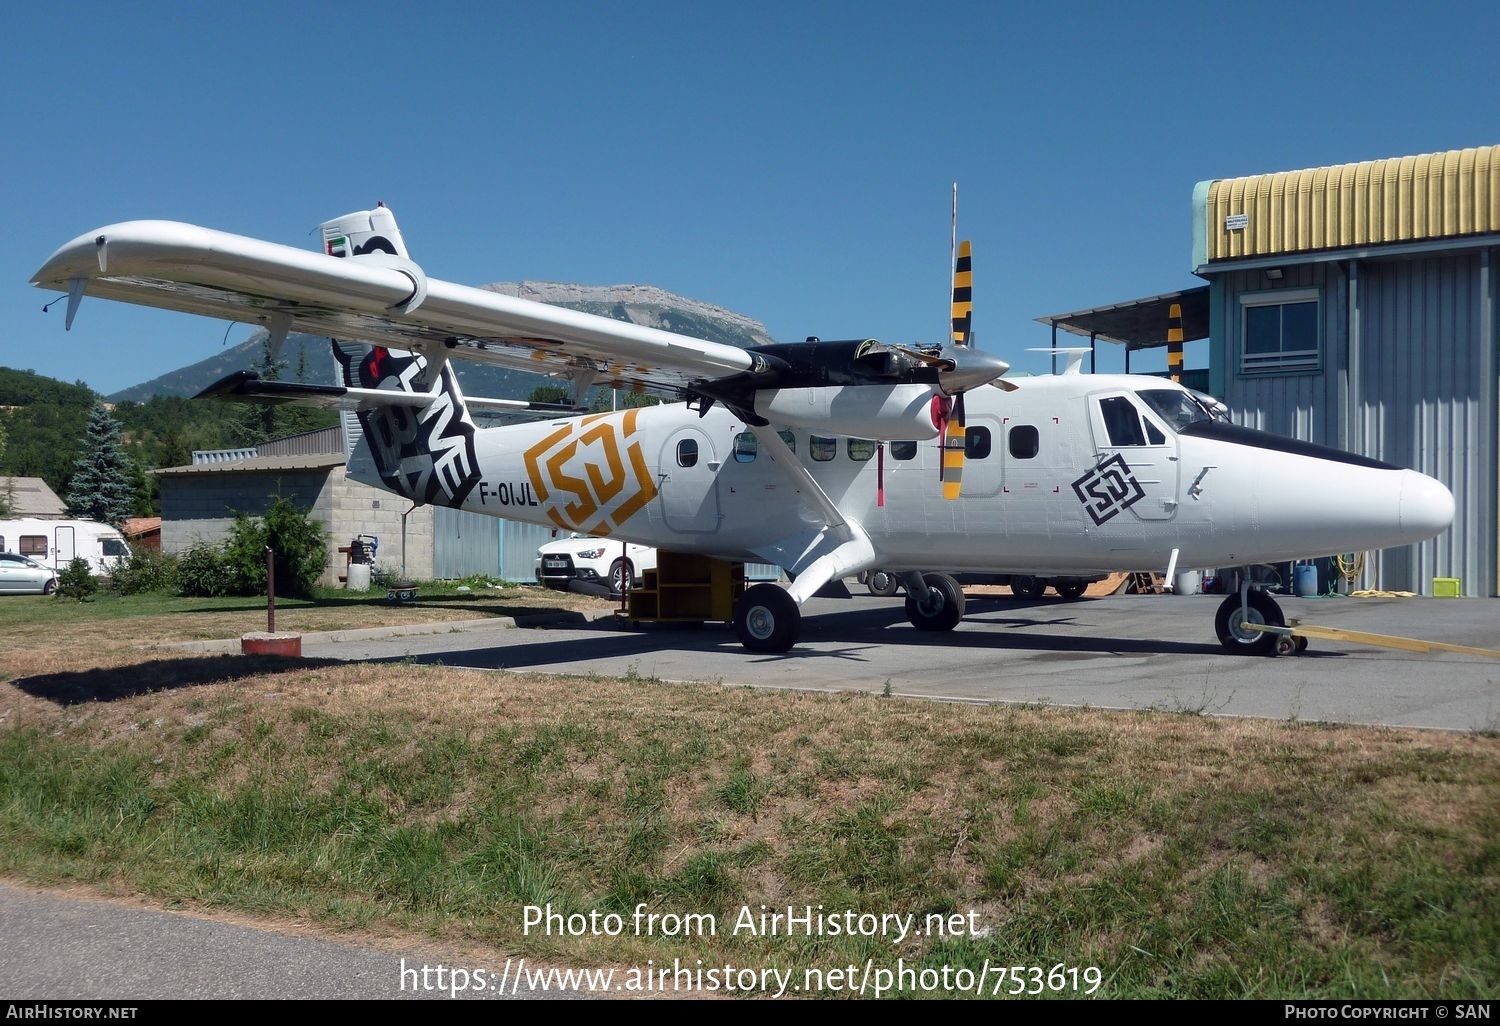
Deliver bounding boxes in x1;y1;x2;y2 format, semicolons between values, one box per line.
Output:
66;404;135;527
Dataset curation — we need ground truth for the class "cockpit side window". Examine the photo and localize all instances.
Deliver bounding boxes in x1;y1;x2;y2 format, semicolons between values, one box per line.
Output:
1099;396;1146;447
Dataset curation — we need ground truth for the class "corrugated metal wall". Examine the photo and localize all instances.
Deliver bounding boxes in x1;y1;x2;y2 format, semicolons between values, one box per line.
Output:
433;506;499;579
1219;252;1497;595
1204;145;1500;262
1216;262;1347;446
432;506;561;583
1355;253;1495;596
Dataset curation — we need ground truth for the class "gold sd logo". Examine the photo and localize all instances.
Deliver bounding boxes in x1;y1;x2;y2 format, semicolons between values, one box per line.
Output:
522;409;659;535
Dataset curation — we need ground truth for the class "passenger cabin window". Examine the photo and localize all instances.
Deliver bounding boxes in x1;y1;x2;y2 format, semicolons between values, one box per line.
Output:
1009;425;1039;459
779;430;796;454
19;536;46;556
890;441;918;461
677;438;699;467
733;431;757;463
847;439;876;462
810;435;836;462
964;426;991;460
102;539;128;557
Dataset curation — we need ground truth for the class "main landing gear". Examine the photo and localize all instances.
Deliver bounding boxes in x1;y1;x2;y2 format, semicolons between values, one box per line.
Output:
732;571;970;653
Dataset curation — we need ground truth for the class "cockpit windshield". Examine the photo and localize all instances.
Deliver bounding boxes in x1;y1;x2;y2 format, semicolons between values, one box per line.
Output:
1135;388;1220;432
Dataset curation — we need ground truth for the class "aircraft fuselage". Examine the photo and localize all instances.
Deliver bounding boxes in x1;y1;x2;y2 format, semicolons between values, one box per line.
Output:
348;373;1453;579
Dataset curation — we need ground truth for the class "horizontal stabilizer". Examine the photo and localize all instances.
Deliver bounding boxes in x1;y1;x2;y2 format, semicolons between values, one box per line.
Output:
194;370;582;417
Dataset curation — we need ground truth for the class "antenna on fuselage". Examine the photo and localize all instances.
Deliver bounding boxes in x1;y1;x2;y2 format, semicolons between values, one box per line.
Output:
1026;347;1091;375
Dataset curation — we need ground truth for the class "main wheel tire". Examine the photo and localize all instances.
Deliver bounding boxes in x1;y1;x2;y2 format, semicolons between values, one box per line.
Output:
867;569;902;597
1011;575;1046;600
905;572;965;631
1054;580;1088;601
734;583;800;653
609;558;634;595
1214;590;1285;656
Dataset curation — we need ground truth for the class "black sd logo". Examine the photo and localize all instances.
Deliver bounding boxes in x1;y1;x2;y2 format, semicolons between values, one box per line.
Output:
1071;454;1147;525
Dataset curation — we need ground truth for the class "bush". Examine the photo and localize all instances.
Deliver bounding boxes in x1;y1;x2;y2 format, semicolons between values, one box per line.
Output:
370;564;404;590
55;557;97;602
109;545;179;595
221;496;329;598
177;542;232;598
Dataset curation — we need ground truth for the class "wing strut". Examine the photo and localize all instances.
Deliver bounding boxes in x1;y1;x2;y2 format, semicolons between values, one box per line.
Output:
747;425;876;605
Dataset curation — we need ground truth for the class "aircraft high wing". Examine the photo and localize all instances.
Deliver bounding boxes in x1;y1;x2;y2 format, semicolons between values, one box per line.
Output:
33;206;1455;655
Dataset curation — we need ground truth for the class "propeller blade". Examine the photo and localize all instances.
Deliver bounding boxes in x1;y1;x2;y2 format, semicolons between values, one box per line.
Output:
951;240;972;346
942;391;966;500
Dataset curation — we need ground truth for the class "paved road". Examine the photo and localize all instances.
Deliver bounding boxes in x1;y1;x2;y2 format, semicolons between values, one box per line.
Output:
306;593;1500;732
0;884;586;1000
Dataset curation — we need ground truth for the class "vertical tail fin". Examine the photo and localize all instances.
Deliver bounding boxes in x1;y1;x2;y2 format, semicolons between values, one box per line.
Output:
333;343;482;508
315;204;479;508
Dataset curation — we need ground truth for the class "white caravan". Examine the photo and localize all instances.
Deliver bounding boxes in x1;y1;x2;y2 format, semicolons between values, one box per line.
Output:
0;519;129;576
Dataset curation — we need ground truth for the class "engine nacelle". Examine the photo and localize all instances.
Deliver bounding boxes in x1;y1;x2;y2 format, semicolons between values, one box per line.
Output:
753;384;938;440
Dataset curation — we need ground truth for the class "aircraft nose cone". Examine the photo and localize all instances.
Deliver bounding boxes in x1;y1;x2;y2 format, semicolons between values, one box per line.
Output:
1400;471;1455;538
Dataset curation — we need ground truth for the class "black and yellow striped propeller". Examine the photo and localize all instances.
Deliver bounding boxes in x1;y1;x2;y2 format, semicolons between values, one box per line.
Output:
940;241;977;500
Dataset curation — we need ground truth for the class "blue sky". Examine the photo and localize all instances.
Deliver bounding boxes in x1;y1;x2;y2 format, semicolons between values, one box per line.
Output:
4;0;1497;396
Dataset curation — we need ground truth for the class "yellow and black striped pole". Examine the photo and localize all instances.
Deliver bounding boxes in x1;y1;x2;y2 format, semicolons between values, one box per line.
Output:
951;240;972;345
1167;302;1184;383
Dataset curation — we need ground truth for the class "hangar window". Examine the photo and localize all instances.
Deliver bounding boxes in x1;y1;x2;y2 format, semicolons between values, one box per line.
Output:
677;438;699;467
1008;425;1039;459
810;435;836;462
890;440;918;460
847;439;876;462
1240;290;1319;373
733;432;757;463
964;426;991;459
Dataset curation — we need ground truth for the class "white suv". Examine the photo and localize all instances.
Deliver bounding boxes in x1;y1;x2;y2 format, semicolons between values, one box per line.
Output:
535;534;656;595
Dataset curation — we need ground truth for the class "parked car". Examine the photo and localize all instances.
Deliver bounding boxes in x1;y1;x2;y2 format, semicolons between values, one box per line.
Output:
0;552;59;595
535;535;657;595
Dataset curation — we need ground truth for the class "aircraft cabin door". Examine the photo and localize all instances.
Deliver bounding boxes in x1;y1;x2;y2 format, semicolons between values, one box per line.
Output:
1082;393;1179;523
658;427;721;534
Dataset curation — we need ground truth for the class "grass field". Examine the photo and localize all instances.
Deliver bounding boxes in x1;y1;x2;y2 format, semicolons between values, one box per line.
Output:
0;592;1496;998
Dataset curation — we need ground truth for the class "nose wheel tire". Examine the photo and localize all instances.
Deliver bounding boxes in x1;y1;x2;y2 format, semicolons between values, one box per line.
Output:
1213;590;1285;656
905;572;965;631
734;583;800;653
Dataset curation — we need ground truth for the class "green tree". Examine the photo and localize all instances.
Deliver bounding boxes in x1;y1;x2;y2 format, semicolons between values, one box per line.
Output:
222;495;329;598
65;404;135;527
227;336;338;447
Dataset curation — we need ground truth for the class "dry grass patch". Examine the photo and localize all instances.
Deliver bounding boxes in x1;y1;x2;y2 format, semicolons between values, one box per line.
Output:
1;656;1496;998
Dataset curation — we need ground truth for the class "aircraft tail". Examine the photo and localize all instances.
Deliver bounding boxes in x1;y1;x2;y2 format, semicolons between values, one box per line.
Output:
332;341;483;508
317;205;481;507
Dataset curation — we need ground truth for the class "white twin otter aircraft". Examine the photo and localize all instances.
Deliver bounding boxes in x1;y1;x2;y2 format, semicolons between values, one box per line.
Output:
33;206;1453;655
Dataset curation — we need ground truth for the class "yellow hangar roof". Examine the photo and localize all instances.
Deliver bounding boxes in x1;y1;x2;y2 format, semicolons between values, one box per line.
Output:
1194;144;1500;269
